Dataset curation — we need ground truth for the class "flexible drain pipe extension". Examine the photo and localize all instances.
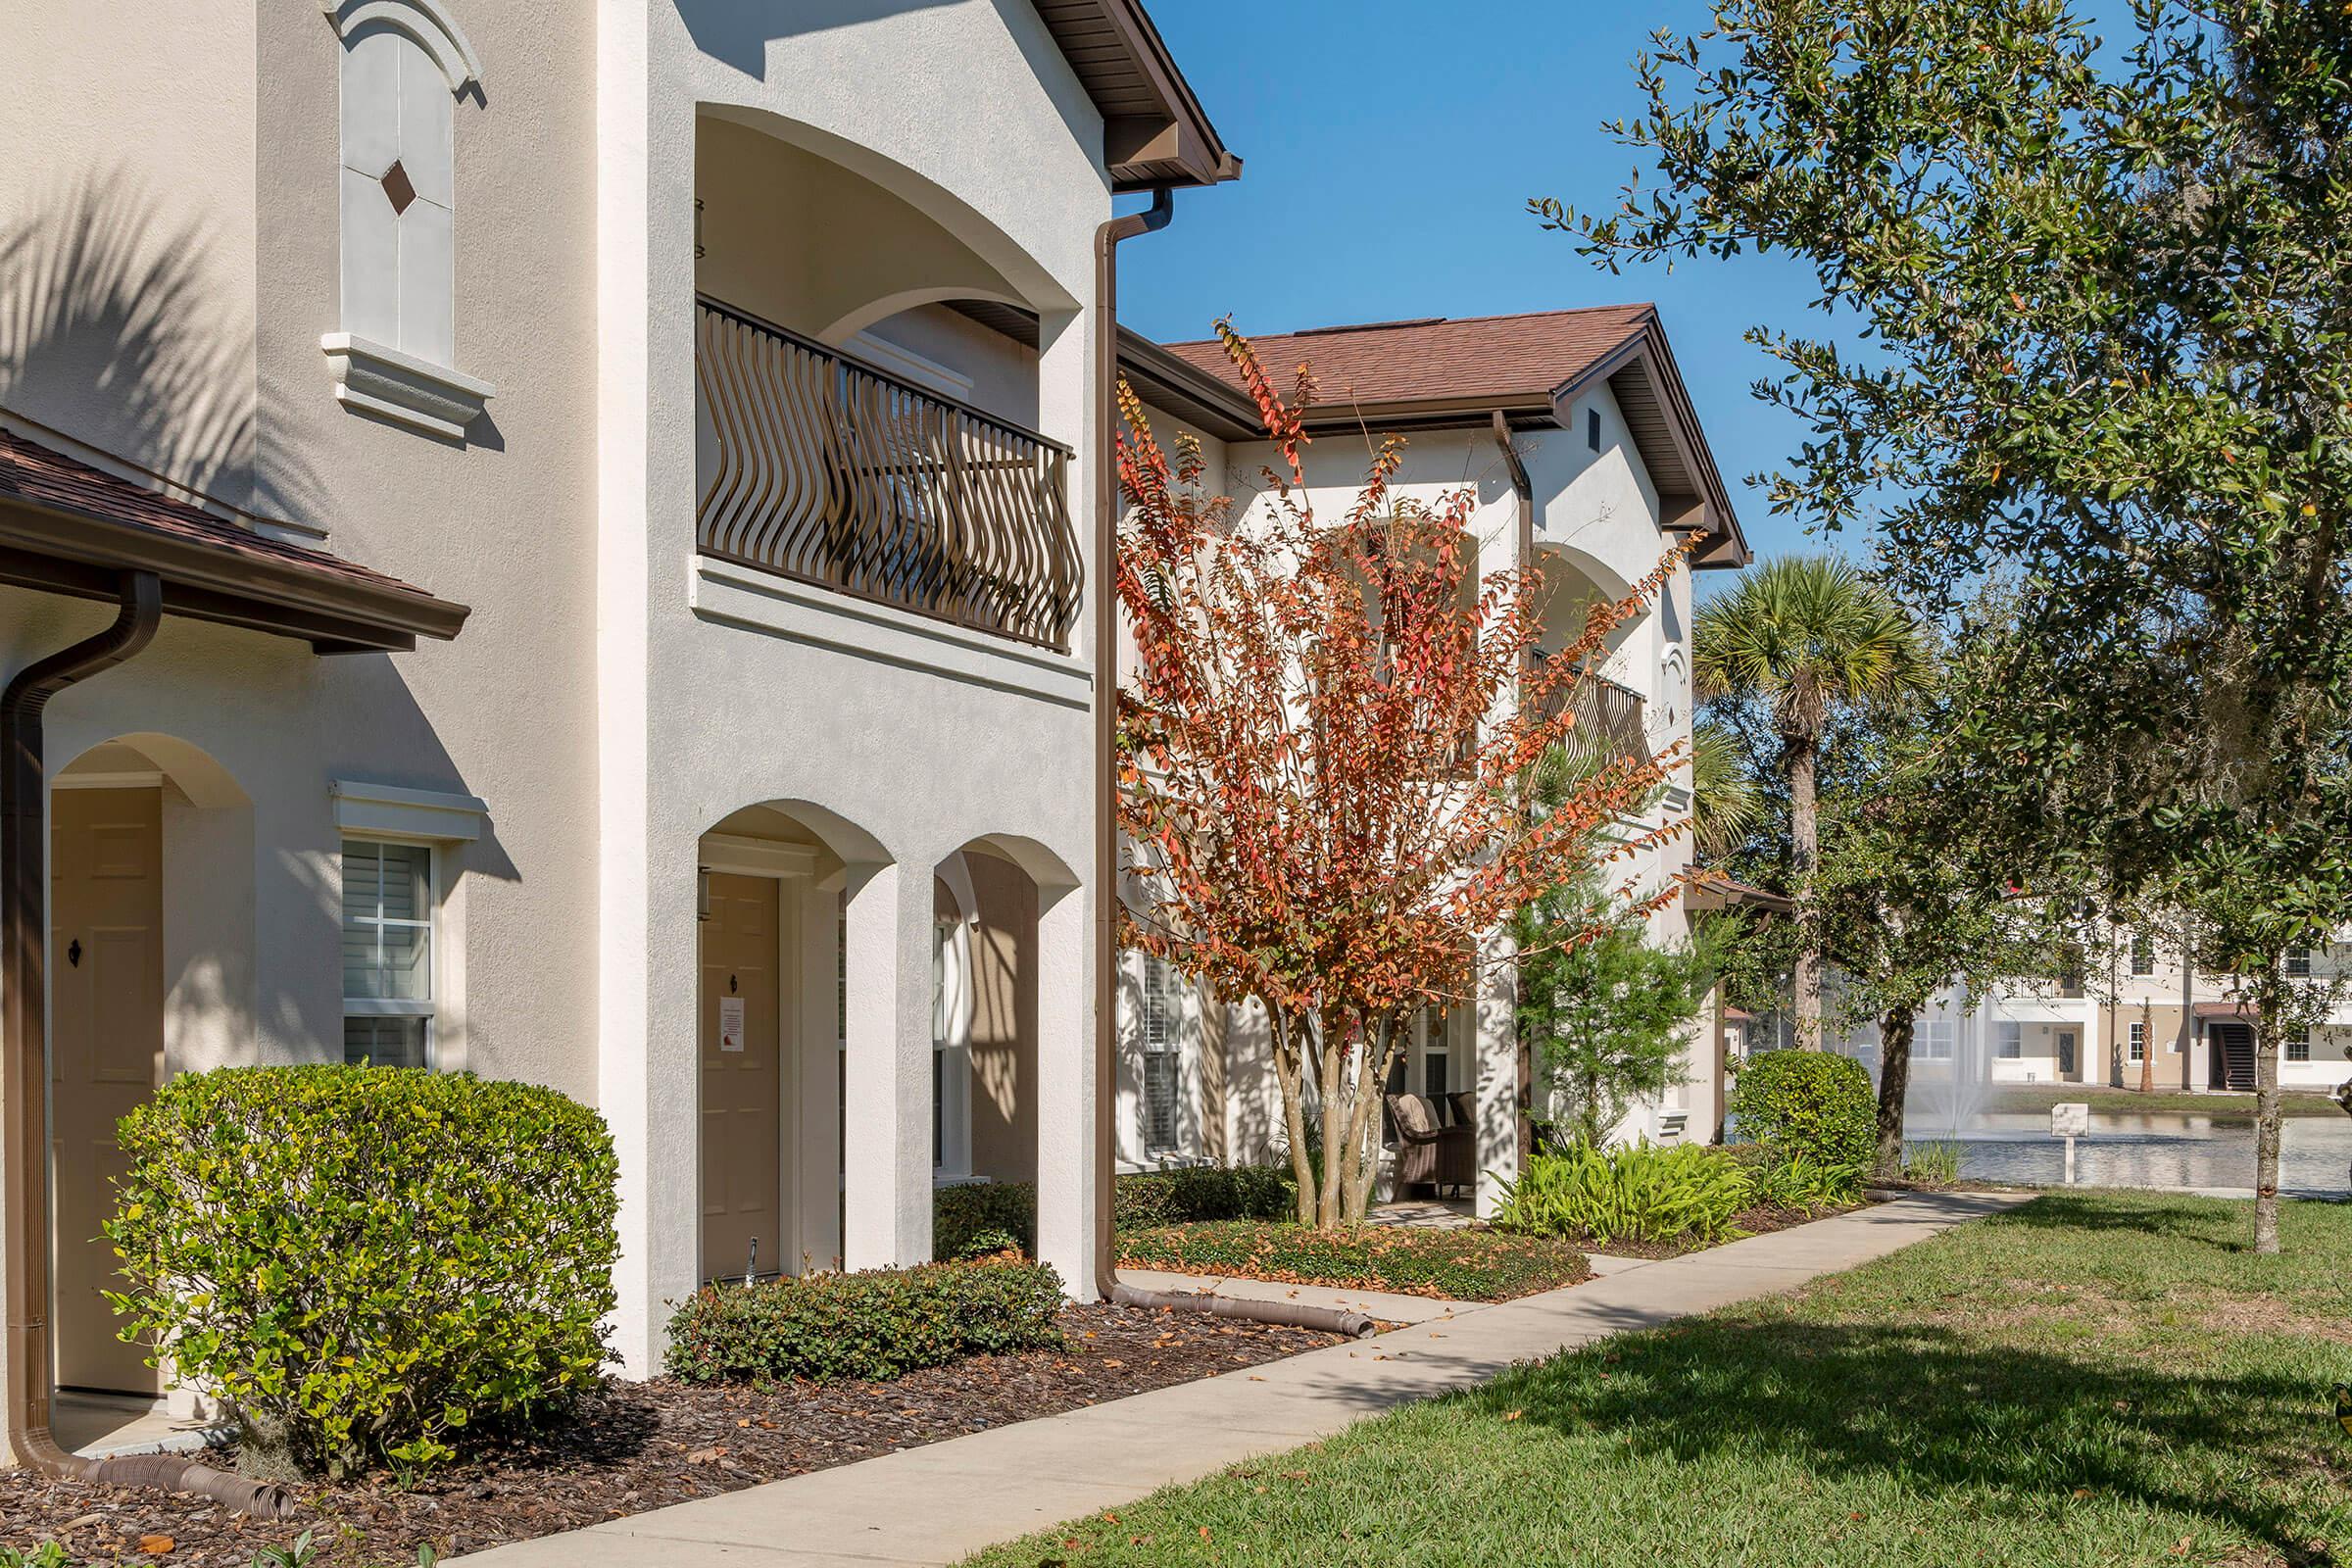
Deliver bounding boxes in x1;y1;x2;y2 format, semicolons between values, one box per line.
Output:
1089;194;1381;1346
0;571;291;1518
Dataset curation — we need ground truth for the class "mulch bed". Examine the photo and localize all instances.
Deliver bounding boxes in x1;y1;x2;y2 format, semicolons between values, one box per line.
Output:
0;1304;1341;1566
1585;1200;1871;1261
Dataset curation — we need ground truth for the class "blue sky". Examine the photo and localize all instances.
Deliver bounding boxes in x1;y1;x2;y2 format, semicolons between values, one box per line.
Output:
1118;0;1847;567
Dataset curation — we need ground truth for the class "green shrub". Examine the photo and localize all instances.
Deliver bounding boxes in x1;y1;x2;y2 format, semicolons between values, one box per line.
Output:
1117;1221;1586;1301
106;1065;617;1481
931;1166;1297;1260
934;1180;1039;1258
1113;1165;1296;1231
665;1257;1064;1383
1494;1142;1755;1247
1727;1050;1876;1172
1725;1141;1867;1210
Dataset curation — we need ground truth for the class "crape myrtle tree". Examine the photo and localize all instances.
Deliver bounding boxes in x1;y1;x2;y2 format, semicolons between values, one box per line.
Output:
1545;0;2352;1252
1115;326;1692;1228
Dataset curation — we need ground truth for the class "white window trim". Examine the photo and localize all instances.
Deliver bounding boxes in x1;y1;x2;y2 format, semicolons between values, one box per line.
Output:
320;0;481;90
1138;956;1188;1156
320;334;495;441
342;836;439;1068
933;910;974;1180
2128;1022;2146;1063
330;777;487;843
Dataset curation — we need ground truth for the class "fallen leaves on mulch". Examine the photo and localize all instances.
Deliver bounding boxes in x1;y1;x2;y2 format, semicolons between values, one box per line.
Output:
0;1303;1340;1566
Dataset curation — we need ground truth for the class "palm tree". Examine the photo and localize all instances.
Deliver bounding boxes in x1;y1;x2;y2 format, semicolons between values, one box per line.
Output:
1694;556;1931;1050
1690;718;1763;864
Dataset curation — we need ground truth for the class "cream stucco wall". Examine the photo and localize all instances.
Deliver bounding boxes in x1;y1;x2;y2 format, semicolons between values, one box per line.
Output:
0;0;1132;1393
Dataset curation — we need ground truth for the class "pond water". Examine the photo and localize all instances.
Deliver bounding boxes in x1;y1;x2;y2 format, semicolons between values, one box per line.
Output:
1909;1112;2352;1197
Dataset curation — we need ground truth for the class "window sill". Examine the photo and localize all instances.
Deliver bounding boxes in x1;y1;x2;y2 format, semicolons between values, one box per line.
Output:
320;333;494;441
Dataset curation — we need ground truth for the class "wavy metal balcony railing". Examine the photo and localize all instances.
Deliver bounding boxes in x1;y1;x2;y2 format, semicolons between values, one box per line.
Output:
696;297;1084;651
1533;672;1650;772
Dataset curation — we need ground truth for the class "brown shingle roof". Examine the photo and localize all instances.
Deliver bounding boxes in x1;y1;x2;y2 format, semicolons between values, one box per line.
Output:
1159;307;1656;414
0;425;466;651
1;428;416;596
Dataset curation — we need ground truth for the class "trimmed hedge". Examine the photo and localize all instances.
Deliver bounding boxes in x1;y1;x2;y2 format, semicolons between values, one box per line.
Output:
665;1258;1064;1384
1113;1165;1296;1231
1118;1221;1587;1302
933;1165;1298;1259
1727;1050;1876;1173
106;1065;618;1481
934;1181;1040;1260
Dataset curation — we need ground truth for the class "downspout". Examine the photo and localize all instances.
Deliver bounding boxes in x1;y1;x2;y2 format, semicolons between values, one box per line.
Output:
1493;413;1536;1167
2;571;291;1516
1091;194;1373;1342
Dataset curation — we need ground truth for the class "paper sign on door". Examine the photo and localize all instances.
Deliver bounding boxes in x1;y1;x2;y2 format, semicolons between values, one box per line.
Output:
719;996;746;1054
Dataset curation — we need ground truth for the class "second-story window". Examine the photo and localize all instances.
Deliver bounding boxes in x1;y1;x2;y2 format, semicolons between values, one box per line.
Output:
2285;948;2313;977
2130;934;2154;976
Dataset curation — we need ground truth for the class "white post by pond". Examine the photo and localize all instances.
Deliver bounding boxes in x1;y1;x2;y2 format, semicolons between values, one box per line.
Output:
2052;1102;2088;1186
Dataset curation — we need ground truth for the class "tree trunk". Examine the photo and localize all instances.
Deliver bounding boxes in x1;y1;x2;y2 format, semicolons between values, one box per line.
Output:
2137;1002;2154;1095
1874;1004;1914;1180
1268;1006;1316;1226
1316;1017;1348;1228
2253;974;2283;1256
2175;921;2194;1093
1343;1016;1400;1224
1787;734;1824;1051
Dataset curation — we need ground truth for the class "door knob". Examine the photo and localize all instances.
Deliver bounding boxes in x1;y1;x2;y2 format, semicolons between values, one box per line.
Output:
66;939;80;968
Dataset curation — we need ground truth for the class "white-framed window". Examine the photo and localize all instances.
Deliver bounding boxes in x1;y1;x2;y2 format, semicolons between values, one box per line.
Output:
342;838;435;1068
2128;1022;2146;1063
2130;935;2154;976
1996;1021;2023;1059
1916;1019;1955;1060
1424;1035;1451;1101
2288;1033;2312;1063
931;911;972;1177
2285;949;2313;977
1140;956;1185;1152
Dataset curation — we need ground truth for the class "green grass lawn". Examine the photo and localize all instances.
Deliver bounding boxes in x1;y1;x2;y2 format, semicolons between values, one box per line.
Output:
1986;1083;2344;1119
969;1193;2352;1568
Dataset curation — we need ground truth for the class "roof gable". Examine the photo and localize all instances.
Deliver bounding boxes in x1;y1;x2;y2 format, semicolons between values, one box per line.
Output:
1142;309;1748;567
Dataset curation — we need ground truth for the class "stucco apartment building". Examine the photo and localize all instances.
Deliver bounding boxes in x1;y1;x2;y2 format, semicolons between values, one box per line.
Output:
1107;311;1751;1211
0;0;1250;1432
1821;935;2352;1101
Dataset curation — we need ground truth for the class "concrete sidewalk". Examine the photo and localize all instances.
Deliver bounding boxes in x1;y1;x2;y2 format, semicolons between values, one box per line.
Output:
458;1192;2025;1567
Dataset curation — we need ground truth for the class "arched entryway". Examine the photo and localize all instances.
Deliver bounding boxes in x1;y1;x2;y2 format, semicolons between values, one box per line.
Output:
49;734;250;1396
693;801;882;1285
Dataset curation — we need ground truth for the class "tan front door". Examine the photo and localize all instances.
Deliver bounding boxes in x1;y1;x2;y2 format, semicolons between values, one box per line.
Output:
51;786;164;1394
700;872;782;1284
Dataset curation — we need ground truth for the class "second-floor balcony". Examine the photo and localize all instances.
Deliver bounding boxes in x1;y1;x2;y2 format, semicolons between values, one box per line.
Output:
1533;670;1649;773
696;296;1084;652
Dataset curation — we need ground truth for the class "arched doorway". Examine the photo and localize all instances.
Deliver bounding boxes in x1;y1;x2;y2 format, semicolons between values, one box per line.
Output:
49;734;249;1395
695;801;884;1284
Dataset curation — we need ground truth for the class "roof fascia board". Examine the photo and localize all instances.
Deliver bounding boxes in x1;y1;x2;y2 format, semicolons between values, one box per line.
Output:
1088;2;1238;189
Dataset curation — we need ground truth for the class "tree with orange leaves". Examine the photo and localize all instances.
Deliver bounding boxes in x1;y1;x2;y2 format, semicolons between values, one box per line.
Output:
1116;324;1693;1228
